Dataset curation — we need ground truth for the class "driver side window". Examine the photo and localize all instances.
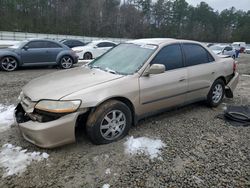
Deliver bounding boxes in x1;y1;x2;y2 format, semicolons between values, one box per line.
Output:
26;41;46;49
150;44;183;71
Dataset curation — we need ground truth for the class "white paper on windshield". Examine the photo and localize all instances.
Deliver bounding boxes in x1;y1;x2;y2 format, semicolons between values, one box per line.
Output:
140;44;157;50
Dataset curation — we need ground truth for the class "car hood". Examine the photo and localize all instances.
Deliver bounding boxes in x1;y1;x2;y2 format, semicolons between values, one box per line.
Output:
23;67;124;101
0;48;16;54
212;50;222;54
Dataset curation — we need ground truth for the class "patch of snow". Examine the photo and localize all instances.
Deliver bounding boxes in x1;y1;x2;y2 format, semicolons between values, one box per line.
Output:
124;136;166;159
0;40;18;46
0;104;15;133
242;74;250;77
192;175;204;184
105;168;111;175
102;184;110;188
0;143;49;177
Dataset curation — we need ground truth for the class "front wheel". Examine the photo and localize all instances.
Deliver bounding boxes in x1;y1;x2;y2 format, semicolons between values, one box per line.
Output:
0;56;18;71
207;79;225;107
83;52;92;60
86;100;132;145
59;56;73;69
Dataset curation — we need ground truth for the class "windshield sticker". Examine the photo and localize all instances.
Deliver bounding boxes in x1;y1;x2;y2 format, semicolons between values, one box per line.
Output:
140;44;157;50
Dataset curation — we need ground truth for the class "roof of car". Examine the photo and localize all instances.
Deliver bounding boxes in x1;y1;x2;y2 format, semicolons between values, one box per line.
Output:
127;38;201;46
91;40;115;44
26;38;60;43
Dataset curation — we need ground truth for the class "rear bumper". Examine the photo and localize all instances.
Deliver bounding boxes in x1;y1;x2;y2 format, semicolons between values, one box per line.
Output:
15;104;81;148
225;72;239;98
73;56;78;64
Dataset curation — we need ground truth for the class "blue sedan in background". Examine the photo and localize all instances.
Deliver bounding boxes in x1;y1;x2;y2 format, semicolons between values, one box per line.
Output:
0;39;78;71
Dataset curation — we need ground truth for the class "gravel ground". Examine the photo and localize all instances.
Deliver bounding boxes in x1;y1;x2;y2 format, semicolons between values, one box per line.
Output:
0;55;250;188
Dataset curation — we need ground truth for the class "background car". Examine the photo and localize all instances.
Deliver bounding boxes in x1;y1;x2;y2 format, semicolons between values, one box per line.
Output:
72;40;117;60
209;45;236;59
245;44;250;54
232;42;246;53
59;39;86;48
0;39;78;71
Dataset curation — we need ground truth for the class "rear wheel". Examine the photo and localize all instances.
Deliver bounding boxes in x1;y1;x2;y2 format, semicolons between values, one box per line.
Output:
60;56;73;69
0;56;18;71
207;79;225;107
86;100;132;145
83;52;92;60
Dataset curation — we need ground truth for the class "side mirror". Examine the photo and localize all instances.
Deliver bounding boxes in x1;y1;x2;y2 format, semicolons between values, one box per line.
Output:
23;46;29;50
143;64;165;76
93;46;98;48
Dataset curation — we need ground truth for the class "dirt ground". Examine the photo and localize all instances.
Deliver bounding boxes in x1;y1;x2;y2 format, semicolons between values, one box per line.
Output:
0;55;250;188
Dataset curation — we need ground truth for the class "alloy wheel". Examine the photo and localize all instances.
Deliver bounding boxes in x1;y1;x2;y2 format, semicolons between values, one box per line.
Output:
100;110;126;141
212;84;223;104
61;57;73;69
1;57;18;71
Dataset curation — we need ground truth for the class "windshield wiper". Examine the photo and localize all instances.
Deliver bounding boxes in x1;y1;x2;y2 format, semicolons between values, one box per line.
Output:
104;68;118;74
89;65;101;69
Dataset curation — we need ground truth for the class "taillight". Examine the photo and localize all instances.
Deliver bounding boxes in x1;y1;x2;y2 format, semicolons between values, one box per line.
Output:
233;61;237;73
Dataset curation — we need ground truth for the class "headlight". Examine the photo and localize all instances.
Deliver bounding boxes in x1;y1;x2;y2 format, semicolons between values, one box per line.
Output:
18;91;24;101
74;50;83;53
35;100;81;113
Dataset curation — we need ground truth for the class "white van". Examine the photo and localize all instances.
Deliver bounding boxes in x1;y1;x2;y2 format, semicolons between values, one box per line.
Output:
232;42;246;52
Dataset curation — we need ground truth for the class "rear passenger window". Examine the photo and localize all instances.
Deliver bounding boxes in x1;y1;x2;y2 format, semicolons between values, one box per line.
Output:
150;44;183;71
46;41;62;48
183;43;214;66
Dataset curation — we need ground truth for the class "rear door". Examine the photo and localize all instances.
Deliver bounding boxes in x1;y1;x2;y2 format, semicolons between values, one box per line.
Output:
45;41;63;62
139;43;188;115
21;41;48;64
182;43;217;101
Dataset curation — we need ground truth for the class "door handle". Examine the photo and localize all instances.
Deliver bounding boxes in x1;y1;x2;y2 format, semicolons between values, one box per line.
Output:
179;78;186;82
211;71;215;74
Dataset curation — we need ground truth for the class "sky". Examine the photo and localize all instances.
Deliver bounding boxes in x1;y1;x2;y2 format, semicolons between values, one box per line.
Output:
185;0;250;12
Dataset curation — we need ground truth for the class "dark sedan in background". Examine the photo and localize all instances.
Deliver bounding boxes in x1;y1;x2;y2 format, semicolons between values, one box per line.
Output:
60;39;86;48
0;39;78;71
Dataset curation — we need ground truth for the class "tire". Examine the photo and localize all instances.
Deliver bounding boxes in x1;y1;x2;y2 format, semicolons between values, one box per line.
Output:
86;100;132;145
83;52;92;60
207;79;225;107
232;55;236;59
59;56;73;69
0;56;18;71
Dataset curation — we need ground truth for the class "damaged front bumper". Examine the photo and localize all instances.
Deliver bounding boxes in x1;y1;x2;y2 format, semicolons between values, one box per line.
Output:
15;103;85;148
225;72;240;98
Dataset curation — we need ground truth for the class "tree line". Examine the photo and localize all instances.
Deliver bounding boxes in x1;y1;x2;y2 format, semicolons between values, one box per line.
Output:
0;0;249;43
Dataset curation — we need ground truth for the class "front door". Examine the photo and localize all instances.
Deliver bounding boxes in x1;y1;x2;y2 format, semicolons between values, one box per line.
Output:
139;43;188;116
21;41;48;64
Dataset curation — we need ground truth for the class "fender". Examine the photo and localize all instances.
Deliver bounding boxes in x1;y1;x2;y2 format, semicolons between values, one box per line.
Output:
0;50;22;65
56;50;75;64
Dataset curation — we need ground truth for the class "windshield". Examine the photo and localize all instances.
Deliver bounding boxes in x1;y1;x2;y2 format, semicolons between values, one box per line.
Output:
210;45;223;51
9;40;27;49
88;43;157;75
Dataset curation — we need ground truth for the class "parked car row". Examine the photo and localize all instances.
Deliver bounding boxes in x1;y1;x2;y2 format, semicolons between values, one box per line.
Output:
0;38;117;71
14;38;239;148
